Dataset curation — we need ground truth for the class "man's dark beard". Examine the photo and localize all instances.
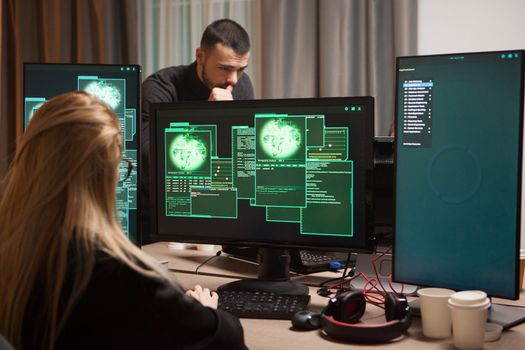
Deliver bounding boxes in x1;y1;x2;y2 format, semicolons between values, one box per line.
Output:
201;60;228;90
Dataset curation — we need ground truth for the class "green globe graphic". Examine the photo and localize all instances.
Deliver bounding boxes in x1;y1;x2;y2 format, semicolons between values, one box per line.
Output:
84;81;121;110
260;119;302;159
169;134;207;171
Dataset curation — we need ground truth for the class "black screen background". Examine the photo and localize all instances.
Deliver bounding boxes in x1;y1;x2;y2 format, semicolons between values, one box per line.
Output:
150;97;375;252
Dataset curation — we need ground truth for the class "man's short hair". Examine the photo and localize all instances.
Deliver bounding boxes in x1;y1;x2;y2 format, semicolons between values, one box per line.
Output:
200;19;250;55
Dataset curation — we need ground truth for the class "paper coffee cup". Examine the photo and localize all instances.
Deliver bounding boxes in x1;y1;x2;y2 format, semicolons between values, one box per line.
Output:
417;288;455;338
448;291;490;350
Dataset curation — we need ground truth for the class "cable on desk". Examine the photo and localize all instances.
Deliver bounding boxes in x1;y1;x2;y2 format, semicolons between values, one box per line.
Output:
195;250;222;274
315;246;406;308
317;253;355;296
341;252;352;278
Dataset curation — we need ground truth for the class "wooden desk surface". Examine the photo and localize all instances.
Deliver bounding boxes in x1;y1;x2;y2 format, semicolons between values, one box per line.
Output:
143;242;525;350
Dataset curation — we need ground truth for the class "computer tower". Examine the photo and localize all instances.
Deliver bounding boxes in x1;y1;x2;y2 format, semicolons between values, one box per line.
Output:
372;136;394;242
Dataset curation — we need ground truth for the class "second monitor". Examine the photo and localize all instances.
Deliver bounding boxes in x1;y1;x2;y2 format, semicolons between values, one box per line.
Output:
149;97;375;292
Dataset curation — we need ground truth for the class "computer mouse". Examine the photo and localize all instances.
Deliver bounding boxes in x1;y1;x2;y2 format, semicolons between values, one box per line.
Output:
291;310;321;330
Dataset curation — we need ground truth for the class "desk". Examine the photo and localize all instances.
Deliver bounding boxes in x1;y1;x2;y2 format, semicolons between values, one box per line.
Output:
143;242;525;349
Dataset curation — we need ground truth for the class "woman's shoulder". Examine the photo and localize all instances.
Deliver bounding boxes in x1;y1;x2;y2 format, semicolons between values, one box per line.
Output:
90;249;173;295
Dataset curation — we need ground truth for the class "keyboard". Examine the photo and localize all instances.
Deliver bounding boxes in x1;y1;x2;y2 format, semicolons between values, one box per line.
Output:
218;290;311;319
299;250;342;266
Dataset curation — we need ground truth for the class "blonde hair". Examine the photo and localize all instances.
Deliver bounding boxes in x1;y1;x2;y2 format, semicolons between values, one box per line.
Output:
0;92;174;349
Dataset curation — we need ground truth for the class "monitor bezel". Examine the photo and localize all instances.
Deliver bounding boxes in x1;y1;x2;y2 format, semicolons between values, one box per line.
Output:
148;96;375;253
392;50;524;300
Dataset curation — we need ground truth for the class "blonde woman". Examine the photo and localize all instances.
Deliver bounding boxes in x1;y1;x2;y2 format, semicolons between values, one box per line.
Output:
0;92;246;349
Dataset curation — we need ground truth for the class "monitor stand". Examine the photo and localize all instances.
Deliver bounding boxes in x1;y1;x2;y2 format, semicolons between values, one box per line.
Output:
487;303;525;330
217;248;309;295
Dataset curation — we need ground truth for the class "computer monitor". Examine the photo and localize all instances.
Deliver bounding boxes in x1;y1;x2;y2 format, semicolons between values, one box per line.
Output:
23;63;141;245
393;51;524;327
149;97;375;294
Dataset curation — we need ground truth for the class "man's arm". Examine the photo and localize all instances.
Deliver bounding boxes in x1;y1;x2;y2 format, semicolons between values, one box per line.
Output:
141;76;178;180
142;76;179;123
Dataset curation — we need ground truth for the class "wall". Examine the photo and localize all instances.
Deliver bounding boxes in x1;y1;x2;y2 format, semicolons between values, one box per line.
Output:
417;0;525;249
417;0;525;55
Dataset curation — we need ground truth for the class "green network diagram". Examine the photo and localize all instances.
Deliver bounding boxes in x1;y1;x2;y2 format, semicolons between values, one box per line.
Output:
23;76;137;238
164;114;354;238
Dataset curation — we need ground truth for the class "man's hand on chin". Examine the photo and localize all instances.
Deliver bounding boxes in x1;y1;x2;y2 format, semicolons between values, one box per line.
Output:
208;85;234;101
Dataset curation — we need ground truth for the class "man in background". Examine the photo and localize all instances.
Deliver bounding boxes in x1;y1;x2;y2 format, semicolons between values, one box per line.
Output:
142;18;254;112
141;19;254;240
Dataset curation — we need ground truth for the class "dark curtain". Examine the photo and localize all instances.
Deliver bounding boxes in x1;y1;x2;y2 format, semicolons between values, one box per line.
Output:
0;0;137;176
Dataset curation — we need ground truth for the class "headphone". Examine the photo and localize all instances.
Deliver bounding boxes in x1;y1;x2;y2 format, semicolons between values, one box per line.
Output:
320;290;412;343
292;290;412;343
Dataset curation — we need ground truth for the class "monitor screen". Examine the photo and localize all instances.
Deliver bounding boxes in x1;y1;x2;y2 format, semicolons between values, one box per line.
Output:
23;63;141;245
148;97;374;252
393;51;523;300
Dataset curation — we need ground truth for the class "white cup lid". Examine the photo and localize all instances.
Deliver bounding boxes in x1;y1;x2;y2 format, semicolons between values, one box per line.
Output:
417;287;455;298
448;290;490;309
